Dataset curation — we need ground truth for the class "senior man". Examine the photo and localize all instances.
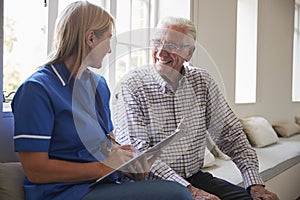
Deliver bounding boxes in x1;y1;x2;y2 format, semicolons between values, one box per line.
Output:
114;16;278;200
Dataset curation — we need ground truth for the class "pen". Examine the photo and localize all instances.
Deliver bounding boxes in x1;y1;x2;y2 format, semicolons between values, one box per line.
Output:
106;134;121;145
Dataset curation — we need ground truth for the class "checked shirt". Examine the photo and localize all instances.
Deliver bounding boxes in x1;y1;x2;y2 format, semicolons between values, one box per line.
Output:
113;65;264;188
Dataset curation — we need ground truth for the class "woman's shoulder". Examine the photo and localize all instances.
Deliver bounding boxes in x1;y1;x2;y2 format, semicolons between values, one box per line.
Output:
24;65;55;83
17;65;59;94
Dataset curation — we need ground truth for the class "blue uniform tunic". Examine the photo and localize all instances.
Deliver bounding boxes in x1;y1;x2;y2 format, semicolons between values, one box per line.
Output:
12;63;114;200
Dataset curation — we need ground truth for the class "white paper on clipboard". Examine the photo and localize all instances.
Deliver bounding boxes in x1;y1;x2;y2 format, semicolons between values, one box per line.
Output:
89;118;186;187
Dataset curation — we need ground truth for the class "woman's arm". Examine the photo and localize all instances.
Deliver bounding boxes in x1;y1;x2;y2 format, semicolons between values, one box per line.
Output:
19;145;136;184
19;152;110;183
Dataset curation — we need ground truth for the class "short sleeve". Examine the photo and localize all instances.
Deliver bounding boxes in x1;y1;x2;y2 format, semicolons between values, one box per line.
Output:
12;81;53;152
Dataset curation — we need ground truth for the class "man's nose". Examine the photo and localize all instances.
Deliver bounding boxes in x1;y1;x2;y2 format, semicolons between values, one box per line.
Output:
157;44;170;55
156;47;169;57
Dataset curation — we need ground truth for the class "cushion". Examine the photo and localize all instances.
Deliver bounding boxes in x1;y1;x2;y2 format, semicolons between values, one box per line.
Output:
202;147;216;168
0;162;25;200
272;122;300;137
296;113;300;126
206;133;231;160
240;116;279;148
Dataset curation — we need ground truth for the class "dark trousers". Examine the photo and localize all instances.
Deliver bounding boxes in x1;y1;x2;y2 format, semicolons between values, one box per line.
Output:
186;171;252;200
82;180;193;200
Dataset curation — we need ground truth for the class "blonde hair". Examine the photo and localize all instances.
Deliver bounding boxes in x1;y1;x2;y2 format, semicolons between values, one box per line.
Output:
156;16;196;41
45;1;115;79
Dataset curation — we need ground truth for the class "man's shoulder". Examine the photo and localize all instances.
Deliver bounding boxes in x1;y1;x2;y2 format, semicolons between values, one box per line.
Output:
185;65;211;80
121;67;154;83
118;66;162;95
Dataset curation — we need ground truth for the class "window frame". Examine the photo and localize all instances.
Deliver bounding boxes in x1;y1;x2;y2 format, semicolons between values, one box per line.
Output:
292;0;300;102
106;0;154;90
0;0;107;115
1;0;53;116
235;0;258;104
0;0;11;117
1;0;191;116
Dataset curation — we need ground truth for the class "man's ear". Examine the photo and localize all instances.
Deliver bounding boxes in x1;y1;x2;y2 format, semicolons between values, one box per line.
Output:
85;30;95;48
152;50;158;64
185;46;195;61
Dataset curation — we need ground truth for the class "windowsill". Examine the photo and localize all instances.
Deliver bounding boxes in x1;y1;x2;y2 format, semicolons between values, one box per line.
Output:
3;102;12;112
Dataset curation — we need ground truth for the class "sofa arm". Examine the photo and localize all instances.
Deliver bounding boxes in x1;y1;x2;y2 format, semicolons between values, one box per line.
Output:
0;162;25;200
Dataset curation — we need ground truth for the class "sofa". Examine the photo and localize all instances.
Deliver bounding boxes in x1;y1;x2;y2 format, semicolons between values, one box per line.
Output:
0;123;24;200
1;115;300;200
203;133;300;200
202;115;300;200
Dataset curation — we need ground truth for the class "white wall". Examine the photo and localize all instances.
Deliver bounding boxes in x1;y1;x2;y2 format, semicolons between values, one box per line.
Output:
193;0;300;123
156;0;190;20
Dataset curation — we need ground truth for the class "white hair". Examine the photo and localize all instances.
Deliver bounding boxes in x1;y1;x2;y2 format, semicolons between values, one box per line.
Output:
156;16;196;41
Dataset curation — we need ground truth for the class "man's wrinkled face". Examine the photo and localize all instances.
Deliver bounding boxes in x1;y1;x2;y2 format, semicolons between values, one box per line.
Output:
152;25;194;73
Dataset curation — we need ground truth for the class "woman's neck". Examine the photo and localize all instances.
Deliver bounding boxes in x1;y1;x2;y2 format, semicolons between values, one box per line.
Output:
64;56;76;71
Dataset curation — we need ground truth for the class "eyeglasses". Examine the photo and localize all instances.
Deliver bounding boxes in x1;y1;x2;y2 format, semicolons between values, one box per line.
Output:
150;39;192;53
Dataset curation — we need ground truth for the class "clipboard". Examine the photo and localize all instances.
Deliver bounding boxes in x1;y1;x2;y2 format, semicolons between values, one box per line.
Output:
89;118;186;187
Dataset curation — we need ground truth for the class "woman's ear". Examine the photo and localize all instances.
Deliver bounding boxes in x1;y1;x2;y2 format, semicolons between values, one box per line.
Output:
85;30;95;48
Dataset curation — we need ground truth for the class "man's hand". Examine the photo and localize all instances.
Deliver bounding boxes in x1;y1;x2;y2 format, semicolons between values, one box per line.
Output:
249;185;279;200
187;185;220;200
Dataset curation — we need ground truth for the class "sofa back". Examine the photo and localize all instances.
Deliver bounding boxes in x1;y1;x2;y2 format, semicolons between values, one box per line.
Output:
0;116;19;162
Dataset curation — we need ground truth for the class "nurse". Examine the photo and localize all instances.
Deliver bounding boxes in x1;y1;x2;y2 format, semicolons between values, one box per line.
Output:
11;1;193;200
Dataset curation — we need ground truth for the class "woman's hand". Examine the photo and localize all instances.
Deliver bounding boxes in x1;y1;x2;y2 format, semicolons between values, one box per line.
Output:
121;154;150;181
102;144;137;172
102;144;148;180
121;149;162;181
105;145;162;181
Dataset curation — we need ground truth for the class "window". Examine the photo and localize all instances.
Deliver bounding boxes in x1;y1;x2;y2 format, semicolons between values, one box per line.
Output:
293;0;300;102
235;0;258;104
1;0;112;112
1;0;106;112
108;0;153;90
1;0;190;112
2;1;48;112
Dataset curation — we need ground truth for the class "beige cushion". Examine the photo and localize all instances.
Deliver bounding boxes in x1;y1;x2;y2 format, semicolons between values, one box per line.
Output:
296;113;300;126
0;162;25;200
240;116;279;148
202;147;216;168
272;122;300;137
206;133;231;160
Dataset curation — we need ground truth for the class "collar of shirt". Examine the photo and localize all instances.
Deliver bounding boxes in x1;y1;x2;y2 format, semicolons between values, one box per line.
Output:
151;65;187;94
51;62;74;87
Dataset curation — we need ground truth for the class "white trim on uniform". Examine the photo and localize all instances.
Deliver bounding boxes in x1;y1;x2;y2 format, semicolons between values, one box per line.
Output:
51;64;66;86
13;134;51;140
